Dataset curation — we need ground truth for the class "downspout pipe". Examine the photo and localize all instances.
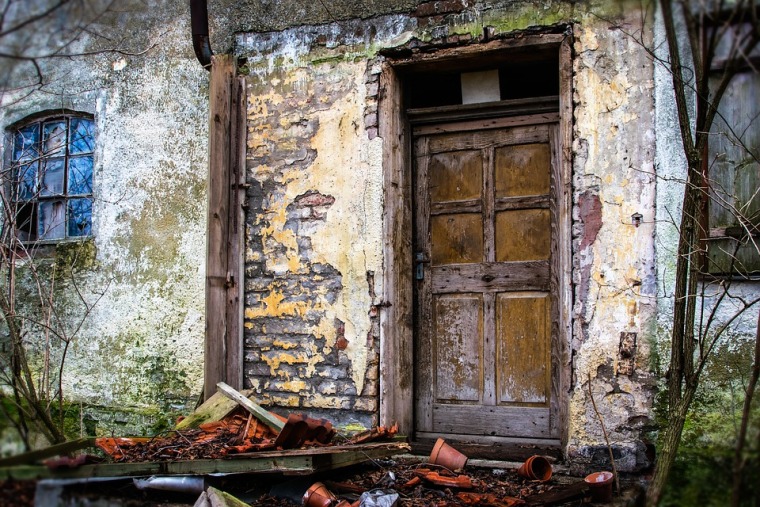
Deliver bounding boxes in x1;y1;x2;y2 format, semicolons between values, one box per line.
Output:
191;0;213;70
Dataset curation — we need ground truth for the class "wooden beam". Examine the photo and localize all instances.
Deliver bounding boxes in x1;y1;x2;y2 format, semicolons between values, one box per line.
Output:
225;76;247;390
379;63;414;435
216;382;284;432
0;442;411;481
175;388;253;430
0;438;95;467
205;54;243;399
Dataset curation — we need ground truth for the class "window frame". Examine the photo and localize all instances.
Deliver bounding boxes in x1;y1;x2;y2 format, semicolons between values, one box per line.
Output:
700;20;760;279
6;112;95;244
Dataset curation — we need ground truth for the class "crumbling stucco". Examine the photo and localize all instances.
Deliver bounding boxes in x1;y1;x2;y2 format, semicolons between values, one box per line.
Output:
0;0;208;437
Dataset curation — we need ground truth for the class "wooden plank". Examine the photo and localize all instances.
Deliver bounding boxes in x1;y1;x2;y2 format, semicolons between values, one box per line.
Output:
423;124;549;156
431;404;552;438
225;75;247;390
495;209;551;262
412;434;561;461
379;63;414;433
494;195;550;212
207;487;251;507
0;442;411;481
429;150;482;203
216;382;284;432
413;112;559;136
408;98;559;127
0;456;314;481
232;442;410;459
482;292;496;406
557;35;573;447
549;124;562;440
494;143;551;198
205;54;235;400
433;295;483;402
431;200;482;215
0;438;95;467
430;213;484;265
175;389;249;430
414;136;434;433
497;294;551;405
431;262;550;293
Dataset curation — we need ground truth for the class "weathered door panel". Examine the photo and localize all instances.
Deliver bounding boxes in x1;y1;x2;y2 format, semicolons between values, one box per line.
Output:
414;121;559;442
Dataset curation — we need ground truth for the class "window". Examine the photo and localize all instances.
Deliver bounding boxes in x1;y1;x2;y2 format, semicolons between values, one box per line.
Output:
704;22;760;277
9;114;94;242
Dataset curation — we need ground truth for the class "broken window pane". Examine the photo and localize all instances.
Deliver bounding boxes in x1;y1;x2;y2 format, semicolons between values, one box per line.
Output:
39;200;66;240
69;118;94;155
16;162;37;200
68;198;92;237
43;121;67;156
10;114;94;242
14;124;39;161
68;155;93;195
40;158;65;196
15;202;37;241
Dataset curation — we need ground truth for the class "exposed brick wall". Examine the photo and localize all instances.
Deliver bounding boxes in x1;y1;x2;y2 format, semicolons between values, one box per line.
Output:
243;64;379;427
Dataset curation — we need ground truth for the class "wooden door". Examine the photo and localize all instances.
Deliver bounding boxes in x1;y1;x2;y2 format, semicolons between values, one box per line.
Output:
414;120;560;443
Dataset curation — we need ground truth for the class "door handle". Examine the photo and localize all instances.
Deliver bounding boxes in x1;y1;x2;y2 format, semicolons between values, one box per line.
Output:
415;252;430;280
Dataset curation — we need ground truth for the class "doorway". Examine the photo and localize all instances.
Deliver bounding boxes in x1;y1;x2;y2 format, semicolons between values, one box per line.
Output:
379;34;573;459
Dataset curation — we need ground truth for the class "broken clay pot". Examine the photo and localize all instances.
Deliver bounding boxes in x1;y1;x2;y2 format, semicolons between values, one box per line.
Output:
429;437;468;471
303;482;337;507
516;455;552;482
584;471;614;503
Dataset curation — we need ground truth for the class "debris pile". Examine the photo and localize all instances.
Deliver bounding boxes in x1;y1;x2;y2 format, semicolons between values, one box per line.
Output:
0;382;627;506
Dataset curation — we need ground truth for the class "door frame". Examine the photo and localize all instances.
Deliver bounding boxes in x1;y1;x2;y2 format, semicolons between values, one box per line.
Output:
379;32;574;452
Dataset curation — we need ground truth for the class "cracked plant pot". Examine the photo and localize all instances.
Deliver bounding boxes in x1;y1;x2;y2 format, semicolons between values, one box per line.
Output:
429;437;468;471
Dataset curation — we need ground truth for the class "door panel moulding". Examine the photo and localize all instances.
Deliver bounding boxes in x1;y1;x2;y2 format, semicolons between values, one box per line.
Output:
379;32;574;456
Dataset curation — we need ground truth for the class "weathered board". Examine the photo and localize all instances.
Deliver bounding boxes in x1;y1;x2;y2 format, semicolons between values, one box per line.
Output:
0;442;411;481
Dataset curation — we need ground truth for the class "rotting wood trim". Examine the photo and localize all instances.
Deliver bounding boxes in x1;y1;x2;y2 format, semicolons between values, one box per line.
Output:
205;54;245;399
407;96;559;126
379;63;414;434
556;34;573;451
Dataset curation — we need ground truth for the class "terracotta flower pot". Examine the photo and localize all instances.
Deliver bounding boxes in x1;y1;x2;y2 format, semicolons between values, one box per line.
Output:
429;438;468;471
517;455;552;481
585;471;614;503
303;482;336;507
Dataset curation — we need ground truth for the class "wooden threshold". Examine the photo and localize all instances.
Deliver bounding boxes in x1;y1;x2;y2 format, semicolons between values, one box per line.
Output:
412;433;561;461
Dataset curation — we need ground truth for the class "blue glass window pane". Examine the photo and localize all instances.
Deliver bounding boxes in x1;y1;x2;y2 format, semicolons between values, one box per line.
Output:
39;158;65;196
13;124;39;161
15;162;37;200
69;118;94;155
43;121;66;156
39;200;66;240
68;198;92;237
68;156;93;195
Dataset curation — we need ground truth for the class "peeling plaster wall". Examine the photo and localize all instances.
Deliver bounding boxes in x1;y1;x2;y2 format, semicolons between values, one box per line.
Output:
241;54;385;426
0;0;209;436
566;8;658;472
238;0;658;469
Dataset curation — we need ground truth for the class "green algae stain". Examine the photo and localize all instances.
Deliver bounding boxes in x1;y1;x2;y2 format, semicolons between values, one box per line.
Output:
112;159;205;286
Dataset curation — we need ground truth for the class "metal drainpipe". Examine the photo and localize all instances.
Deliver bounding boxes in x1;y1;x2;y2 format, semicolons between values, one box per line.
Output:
190;0;213;70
